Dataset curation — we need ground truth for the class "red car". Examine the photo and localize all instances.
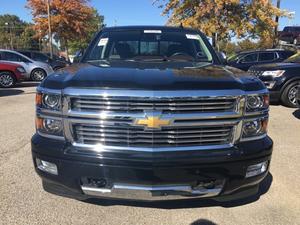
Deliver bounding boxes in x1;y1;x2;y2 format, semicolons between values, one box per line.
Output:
0;62;27;88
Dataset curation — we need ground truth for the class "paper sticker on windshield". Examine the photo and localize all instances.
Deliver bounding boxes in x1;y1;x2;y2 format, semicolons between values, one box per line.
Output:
98;38;108;46
144;30;162;34
186;34;200;40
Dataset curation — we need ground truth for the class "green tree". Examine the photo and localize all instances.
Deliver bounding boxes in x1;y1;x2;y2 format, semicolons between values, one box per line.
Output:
0;14;39;50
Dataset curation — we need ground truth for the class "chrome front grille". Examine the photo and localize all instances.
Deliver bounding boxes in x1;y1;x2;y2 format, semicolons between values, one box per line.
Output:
248;70;264;77
71;96;237;114
73;123;234;147
62;89;244;151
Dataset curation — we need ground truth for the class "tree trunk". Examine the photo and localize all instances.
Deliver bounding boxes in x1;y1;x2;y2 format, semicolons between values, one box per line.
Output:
212;33;219;51
274;0;281;47
64;39;70;61
212;33;216;48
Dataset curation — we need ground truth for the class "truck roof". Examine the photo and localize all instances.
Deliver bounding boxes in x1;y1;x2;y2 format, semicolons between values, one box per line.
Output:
102;25;200;34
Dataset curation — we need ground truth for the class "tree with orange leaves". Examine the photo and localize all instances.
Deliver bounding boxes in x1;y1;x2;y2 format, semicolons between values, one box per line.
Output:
156;0;286;47
27;0;103;55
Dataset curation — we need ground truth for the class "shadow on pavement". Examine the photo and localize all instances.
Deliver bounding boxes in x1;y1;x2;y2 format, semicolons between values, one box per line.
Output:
293;109;300;119
15;81;40;88
0;88;24;97
270;101;281;106
190;219;218;225
83;173;273;209
0;82;39;97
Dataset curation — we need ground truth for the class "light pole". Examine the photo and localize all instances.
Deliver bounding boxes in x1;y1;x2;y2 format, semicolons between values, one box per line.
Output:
273;0;281;47
5;22;13;49
46;0;53;58
274;0;281;37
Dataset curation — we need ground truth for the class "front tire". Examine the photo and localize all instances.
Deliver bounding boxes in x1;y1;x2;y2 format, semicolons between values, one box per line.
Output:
0;72;16;88
31;68;46;81
281;81;300;107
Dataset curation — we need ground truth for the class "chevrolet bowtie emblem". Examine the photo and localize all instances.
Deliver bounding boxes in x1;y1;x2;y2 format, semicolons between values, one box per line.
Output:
135;115;171;129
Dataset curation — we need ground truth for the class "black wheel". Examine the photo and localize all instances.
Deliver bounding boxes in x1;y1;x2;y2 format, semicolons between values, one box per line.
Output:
281;81;300;108
0;71;16;88
31;68;46;81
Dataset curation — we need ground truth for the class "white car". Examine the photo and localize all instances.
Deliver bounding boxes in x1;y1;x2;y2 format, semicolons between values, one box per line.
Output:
0;49;54;81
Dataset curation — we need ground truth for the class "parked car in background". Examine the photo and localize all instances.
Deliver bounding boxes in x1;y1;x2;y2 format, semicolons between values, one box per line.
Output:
18;50;70;71
0;49;54;81
0;62;26;88
46;53;70;64
249;52;300;107
227;49;295;71
278;26;300;45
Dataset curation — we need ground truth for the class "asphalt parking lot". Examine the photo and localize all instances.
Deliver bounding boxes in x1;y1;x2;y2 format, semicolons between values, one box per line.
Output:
0;83;300;225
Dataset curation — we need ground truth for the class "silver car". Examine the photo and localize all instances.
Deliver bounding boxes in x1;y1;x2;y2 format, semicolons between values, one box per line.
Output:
0;49;54;81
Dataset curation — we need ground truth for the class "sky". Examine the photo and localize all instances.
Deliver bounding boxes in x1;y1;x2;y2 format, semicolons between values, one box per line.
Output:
0;0;299;29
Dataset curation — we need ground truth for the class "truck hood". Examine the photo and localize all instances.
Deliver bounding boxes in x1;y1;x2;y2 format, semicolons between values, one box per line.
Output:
41;61;264;91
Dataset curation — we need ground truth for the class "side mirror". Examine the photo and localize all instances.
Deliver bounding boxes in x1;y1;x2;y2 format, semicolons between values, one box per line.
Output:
73;49;84;63
216;51;227;65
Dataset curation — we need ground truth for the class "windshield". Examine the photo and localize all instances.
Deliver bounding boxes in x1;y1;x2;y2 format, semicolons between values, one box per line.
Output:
84;30;213;63
284;52;300;63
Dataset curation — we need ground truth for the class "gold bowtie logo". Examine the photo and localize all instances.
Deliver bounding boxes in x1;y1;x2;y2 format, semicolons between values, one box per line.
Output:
135;116;171;129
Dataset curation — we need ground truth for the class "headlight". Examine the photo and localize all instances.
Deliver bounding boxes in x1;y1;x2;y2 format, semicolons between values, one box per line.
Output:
241;117;268;140
262;70;285;77
36;92;61;111
16;67;26;73
246;94;269;113
44;94;60;109
36;117;63;137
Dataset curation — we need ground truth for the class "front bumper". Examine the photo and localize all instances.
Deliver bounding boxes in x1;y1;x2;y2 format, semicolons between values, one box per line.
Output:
31;134;273;201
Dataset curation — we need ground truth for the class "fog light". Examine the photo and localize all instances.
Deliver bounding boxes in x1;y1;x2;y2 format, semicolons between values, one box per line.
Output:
242;118;268;140
43;119;62;133
36;158;58;175
246;161;268;178
243;120;262;136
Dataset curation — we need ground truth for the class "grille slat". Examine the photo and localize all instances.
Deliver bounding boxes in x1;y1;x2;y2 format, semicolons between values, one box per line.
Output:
75;127;231;134
74;104;234;111
76;131;230;139
248;70;264;77
71;97;236;113
74;100;234;106
76;137;229;144
73;124;234;147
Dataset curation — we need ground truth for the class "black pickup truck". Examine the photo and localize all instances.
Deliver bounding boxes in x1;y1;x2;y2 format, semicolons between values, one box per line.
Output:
31;26;272;202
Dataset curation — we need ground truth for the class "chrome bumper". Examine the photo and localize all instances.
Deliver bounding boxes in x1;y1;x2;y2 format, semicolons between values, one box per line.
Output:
81;182;224;201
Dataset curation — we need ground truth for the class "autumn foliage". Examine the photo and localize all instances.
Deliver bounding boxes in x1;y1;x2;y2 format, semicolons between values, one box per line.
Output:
157;0;284;44
27;0;96;53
